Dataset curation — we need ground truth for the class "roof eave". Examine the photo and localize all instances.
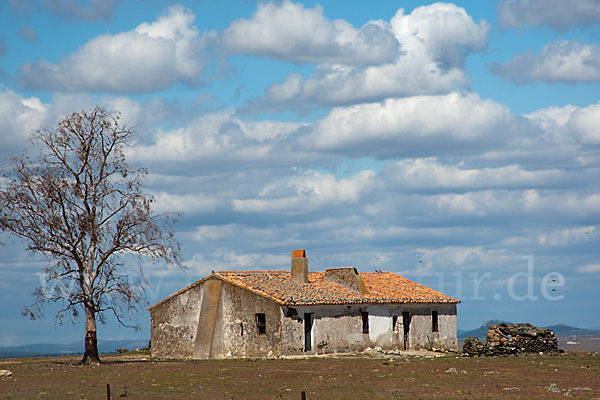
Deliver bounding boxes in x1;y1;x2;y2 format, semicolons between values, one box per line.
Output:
147;273;216;311
216;274;286;305
282;298;460;306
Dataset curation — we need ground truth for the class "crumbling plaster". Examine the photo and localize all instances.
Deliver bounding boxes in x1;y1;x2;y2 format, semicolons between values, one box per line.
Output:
281;303;457;355
150;282;204;359
150;278;457;359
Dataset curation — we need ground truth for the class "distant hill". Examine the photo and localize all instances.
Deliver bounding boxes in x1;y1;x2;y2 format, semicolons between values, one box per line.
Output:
0;339;149;359
458;320;512;339
458;321;600;339
543;324;600;338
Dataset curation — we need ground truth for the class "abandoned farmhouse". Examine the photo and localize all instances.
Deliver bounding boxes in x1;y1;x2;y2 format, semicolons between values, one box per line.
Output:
148;250;460;359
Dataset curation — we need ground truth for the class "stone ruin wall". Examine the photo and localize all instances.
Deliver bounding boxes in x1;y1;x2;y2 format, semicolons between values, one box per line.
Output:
463;323;558;357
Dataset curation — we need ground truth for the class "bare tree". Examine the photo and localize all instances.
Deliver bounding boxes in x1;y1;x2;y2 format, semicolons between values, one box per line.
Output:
0;107;180;364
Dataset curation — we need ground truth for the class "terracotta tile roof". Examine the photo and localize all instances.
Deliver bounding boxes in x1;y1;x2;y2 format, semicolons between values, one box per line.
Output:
212;270;459;306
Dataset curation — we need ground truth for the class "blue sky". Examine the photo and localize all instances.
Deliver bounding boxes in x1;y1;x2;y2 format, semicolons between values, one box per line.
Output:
1;0;599;346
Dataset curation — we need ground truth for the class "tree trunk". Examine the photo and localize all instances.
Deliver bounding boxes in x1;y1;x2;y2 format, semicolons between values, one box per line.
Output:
80;303;101;364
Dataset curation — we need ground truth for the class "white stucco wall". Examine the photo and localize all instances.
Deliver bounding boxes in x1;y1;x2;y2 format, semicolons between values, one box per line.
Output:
368;311;393;343
280;303;457;354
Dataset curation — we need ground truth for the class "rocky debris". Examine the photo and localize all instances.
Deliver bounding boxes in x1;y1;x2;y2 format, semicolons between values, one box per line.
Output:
463;336;489;356
462;323;558;357
547;383;561;393
445;367;467;374
0;370;12;378
547;383;592;396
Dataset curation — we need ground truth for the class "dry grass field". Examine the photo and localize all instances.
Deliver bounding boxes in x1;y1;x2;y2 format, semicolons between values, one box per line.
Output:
1;351;598;399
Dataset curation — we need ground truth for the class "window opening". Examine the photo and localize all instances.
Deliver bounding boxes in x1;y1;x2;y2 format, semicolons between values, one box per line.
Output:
256;313;266;335
392;316;398;333
432;310;439;333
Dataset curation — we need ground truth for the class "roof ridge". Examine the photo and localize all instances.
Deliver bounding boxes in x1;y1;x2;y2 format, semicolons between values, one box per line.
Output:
149;269;460;310
217;270;288;273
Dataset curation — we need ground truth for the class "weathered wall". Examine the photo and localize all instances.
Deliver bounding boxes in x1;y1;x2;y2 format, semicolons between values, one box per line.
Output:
280;306;306;354
149;282;204;359
280;303;457;355
401;304;457;351
150;279;284;359
434;304;458;350
281;305;396;355
219;281;282;358
282;305;366;354
407;305;433;350
151;279;457;358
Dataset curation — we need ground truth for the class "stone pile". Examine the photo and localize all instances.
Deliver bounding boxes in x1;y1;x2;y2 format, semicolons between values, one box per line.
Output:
462;336;490;356
462;323;558;357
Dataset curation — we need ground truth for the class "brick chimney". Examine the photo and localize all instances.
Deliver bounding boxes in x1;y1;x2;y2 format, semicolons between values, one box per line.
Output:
291;249;308;284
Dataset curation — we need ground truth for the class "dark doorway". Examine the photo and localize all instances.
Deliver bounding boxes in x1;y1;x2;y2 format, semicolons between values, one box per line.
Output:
402;312;411;350
361;312;369;334
304;313;313;352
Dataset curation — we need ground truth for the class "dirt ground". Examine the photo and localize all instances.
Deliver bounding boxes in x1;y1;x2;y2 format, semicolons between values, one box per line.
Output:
0;351;598;399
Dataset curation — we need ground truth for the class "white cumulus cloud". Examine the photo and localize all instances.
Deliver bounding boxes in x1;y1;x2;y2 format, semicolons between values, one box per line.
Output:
527;101;600;145
221;0;400;65
382;158;566;190
521;190;600;217
308;91;515;157
567;103;600;145
129;110;310;172
232;170;377;214
19;5;209;93
492;41;600;84
536;226;597;247
0;91;47;157
252;2;490;108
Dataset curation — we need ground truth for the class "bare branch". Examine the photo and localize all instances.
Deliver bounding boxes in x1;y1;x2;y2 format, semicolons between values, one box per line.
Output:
0;106;181;364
